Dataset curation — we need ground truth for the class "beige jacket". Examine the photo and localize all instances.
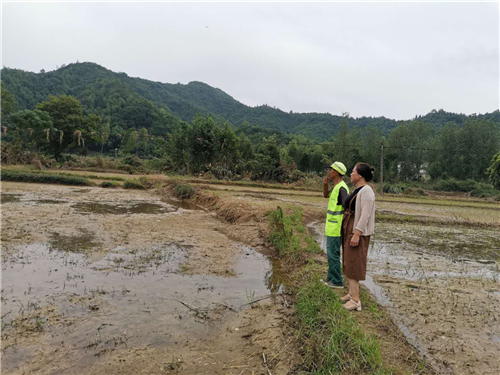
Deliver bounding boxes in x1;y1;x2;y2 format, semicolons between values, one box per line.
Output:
352;185;375;236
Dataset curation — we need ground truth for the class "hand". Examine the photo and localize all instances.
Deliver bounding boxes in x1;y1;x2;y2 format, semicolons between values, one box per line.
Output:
323;176;330;184
350;234;360;247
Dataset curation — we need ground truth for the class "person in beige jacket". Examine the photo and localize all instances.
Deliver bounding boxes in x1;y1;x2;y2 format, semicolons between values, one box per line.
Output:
340;163;376;312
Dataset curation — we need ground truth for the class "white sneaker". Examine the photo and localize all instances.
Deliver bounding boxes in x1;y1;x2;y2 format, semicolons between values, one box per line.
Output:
320;279;344;289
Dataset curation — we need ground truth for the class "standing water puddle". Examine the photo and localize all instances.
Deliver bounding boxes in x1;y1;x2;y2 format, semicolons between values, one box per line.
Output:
72;201;177;215
1;241;282;373
1;188;284;374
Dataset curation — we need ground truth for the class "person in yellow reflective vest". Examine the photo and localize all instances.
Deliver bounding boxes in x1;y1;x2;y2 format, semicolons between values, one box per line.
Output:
321;161;349;288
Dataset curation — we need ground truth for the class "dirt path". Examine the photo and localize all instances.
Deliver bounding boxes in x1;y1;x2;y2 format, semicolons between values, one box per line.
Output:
1;182;295;374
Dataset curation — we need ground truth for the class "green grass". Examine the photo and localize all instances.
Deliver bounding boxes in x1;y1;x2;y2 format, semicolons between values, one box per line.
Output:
123;180;147;189
100;181;120;188
1;166;126;181
1;169;90;186
174;183;195;199
267;209;394;374
375;211;499;229
296;279;388;374
169;174;322;192
268;207;322;260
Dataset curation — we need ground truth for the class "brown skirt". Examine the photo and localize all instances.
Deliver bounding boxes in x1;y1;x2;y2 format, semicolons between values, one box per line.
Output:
342;210;370;281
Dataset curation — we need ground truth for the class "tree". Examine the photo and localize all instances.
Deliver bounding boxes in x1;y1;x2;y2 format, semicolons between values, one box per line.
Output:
1;85;15;125
487;151;500;190
387;120;431;180
34;95;100;159
99;122;111;154
122;128;139;154
360;124;382;180
330;114;362;173
428;122;461;179
188;115;219;173
169;121;191;173
8;109;53;150
238;133;254;160
137;127;150;154
215;121;240;171
458;117;499;181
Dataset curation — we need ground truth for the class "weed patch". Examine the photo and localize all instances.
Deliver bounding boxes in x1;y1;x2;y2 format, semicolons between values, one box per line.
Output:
268;206;322;262
2;167;126;182
123;180;147;189
174;184;195;199
1;169;90;186
100;181;119;188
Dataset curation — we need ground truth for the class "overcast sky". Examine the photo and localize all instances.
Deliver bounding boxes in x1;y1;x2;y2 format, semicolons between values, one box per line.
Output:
2;1;499;120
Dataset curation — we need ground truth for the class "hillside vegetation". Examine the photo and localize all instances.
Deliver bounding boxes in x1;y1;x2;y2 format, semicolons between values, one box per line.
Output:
3;62;499;141
1;62;499;191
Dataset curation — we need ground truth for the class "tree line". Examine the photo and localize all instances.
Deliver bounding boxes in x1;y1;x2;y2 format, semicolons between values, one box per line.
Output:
1;89;499;187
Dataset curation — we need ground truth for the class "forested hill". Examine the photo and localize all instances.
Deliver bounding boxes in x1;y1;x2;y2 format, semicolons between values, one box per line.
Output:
2;62;498;140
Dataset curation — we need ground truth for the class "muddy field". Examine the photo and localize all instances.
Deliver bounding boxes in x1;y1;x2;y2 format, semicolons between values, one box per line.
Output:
309;219;500;375
193;181;500;374
2;178;500;375
1;182;294;375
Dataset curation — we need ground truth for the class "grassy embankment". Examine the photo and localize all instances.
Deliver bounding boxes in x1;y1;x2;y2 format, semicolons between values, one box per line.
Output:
267;206;425;374
0;168;159;190
1;169;91;186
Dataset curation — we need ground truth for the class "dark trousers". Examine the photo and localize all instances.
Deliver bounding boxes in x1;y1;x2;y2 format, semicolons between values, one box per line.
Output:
326;236;342;286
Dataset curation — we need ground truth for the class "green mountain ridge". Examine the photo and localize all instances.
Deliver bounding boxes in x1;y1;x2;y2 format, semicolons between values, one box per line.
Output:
2;62;498;141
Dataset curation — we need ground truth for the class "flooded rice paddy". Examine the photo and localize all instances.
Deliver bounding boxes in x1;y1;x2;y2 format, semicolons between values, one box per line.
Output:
310;220;500;375
1;182;284;375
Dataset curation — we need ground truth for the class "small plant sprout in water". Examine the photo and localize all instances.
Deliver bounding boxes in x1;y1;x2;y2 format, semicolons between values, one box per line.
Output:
245;288;257;303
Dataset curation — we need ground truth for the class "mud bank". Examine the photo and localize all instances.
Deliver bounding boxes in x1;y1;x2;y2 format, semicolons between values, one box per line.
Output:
1;182;294;374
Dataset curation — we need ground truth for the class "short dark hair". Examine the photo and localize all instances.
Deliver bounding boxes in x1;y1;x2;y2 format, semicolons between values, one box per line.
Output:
356;163;375;182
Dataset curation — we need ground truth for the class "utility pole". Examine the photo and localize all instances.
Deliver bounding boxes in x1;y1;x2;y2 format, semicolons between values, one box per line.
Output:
379;143;384;196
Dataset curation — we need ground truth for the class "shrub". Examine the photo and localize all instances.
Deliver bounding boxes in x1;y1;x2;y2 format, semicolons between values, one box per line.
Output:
123;180;146;189
96;156;105;168
0;142;32;165
382;183;404;194
469;188;498;198
122;155;145;168
432;178;477;192
138;177;154;189
145;157;173;172
1;169;89;186
487;151;500;190
403;187;427;196
100;181;119;188
174;184;195;199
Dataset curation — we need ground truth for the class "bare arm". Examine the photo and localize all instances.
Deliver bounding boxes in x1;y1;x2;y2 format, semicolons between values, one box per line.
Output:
323;176;330;198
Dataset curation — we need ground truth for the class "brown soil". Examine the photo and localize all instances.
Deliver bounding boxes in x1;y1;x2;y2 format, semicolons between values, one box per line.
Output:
3;299;296;375
1;182;297;374
374;275;500;375
4;178;476;375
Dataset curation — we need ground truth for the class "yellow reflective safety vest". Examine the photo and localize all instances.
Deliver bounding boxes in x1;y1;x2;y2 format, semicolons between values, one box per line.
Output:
325;181;349;237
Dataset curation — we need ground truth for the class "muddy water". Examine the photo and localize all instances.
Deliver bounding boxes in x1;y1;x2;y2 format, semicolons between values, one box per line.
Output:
1;182;283;375
309;221;500;375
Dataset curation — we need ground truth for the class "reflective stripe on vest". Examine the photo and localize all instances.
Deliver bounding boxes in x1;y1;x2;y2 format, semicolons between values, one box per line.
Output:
325;181;349;237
